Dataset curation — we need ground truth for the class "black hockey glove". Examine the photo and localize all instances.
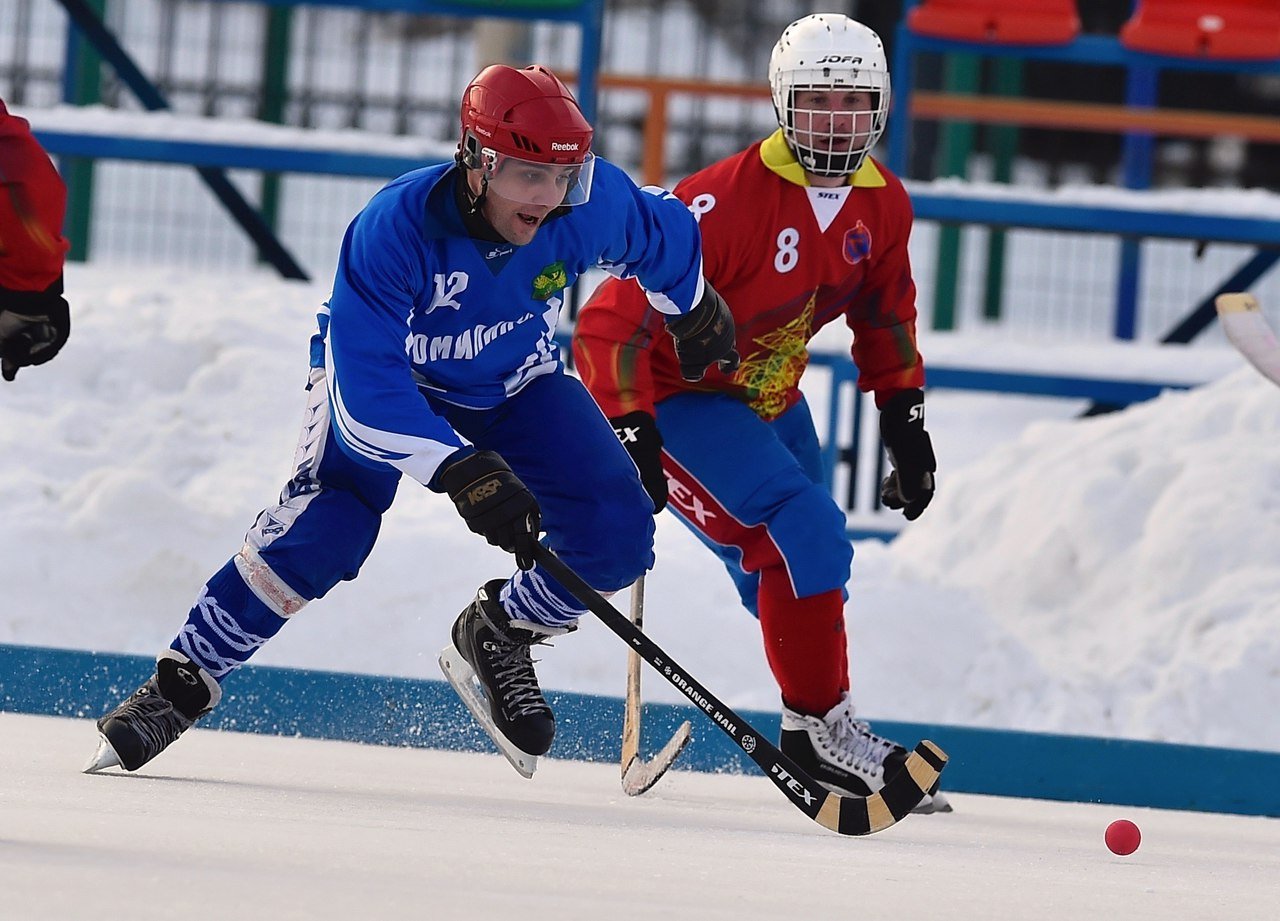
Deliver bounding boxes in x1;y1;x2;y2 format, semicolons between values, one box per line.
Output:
879;388;936;521
0;276;71;382
611;410;667;513
439;450;541;570
665;282;740;383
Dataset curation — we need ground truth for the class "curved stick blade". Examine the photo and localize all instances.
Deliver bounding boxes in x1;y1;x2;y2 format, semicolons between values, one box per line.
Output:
814;740;949;836
622;720;693;796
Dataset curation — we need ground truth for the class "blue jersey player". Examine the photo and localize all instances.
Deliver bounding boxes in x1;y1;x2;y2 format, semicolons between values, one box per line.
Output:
86;65;739;777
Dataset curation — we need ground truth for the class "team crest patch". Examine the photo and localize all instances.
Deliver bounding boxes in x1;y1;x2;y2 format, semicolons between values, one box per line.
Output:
843;221;873;265
532;261;568;300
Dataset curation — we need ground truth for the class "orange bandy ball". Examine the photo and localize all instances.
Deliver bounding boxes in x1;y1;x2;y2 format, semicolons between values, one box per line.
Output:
1105;819;1141;855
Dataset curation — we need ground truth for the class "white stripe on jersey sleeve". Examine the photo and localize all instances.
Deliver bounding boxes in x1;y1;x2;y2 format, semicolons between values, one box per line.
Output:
600;261;706;319
325;337;469;487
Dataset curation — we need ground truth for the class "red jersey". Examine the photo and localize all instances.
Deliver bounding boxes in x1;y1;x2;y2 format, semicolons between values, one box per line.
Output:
574;130;923;420
0;99;70;293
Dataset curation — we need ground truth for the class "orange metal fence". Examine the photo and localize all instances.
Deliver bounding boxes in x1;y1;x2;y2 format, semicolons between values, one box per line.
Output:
586;73;1279;185
910;91;1280;144
593;73;770;186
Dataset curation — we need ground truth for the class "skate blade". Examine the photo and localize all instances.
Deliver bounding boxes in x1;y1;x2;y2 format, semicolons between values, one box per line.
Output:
438;644;538;780
621;720;693;797
82;734;123;774
914;789;954;814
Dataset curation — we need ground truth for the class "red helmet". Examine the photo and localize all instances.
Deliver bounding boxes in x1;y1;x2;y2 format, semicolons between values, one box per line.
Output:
459;64;593;167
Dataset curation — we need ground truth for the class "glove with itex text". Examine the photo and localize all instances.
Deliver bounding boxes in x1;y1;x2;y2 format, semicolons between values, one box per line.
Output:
878;388;936;521
439;450;541;570
610;410;667;513
665;281;740;383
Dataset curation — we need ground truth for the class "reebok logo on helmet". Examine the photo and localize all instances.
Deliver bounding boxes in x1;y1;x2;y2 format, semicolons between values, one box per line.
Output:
551;141;580;151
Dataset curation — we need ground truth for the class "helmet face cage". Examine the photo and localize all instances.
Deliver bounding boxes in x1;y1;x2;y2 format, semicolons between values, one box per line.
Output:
769;15;891;178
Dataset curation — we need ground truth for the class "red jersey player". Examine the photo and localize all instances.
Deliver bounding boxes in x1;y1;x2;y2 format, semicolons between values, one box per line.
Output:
573;14;946;810
0;98;71;381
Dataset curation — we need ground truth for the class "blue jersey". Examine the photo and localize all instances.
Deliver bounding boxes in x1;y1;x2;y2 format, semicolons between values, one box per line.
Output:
313;160;704;489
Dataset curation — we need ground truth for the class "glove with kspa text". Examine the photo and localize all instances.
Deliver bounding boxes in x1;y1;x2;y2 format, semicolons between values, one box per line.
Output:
0;276;71;382
439;450;541;570
665;282;740;383
611;410;667;513
878;388;936;521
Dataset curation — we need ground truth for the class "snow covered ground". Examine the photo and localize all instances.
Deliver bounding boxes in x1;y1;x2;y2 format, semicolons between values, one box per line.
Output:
2;261;1278;754
3;712;1277;921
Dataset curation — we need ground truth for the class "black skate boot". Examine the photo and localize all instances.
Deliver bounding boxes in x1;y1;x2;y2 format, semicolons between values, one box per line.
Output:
438;579;572;777
780;693;951;813
83;650;221;773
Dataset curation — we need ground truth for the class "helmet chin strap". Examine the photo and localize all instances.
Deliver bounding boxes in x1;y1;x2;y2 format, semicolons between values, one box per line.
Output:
804;152;854;180
455;142;492;215
467;175;489;215
459;167;489;215
453;164;510;244
788;140;855;182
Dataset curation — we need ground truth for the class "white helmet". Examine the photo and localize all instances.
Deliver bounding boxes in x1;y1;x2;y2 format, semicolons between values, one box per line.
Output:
768;14;891;178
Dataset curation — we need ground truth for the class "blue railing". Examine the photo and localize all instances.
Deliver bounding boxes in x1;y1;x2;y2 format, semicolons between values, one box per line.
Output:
27;107;1224;537
31;101;1280;354
889;2;1280;341
805;350;1198;541
219;0;606;124
5;642;1276;817
31;1;1272;539
48;0;606;278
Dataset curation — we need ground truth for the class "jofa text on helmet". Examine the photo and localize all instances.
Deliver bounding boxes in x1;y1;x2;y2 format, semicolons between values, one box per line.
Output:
816;54;863;64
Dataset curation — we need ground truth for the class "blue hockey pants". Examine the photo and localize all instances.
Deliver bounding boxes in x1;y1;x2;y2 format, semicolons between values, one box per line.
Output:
654;392;853;616
171;367;654;681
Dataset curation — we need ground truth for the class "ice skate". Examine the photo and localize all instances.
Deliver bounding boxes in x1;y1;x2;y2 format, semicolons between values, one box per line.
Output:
83;650;221;773
780;693;952;814
439;580;571;778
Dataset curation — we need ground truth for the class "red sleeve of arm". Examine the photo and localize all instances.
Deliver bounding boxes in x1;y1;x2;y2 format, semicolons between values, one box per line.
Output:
572;163;745;420
572;275;665;418
0;110;70;293
847;184;925;408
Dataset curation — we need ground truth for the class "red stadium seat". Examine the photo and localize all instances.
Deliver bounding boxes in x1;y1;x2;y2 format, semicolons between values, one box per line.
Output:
907;0;1080;46
1120;0;1280;60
